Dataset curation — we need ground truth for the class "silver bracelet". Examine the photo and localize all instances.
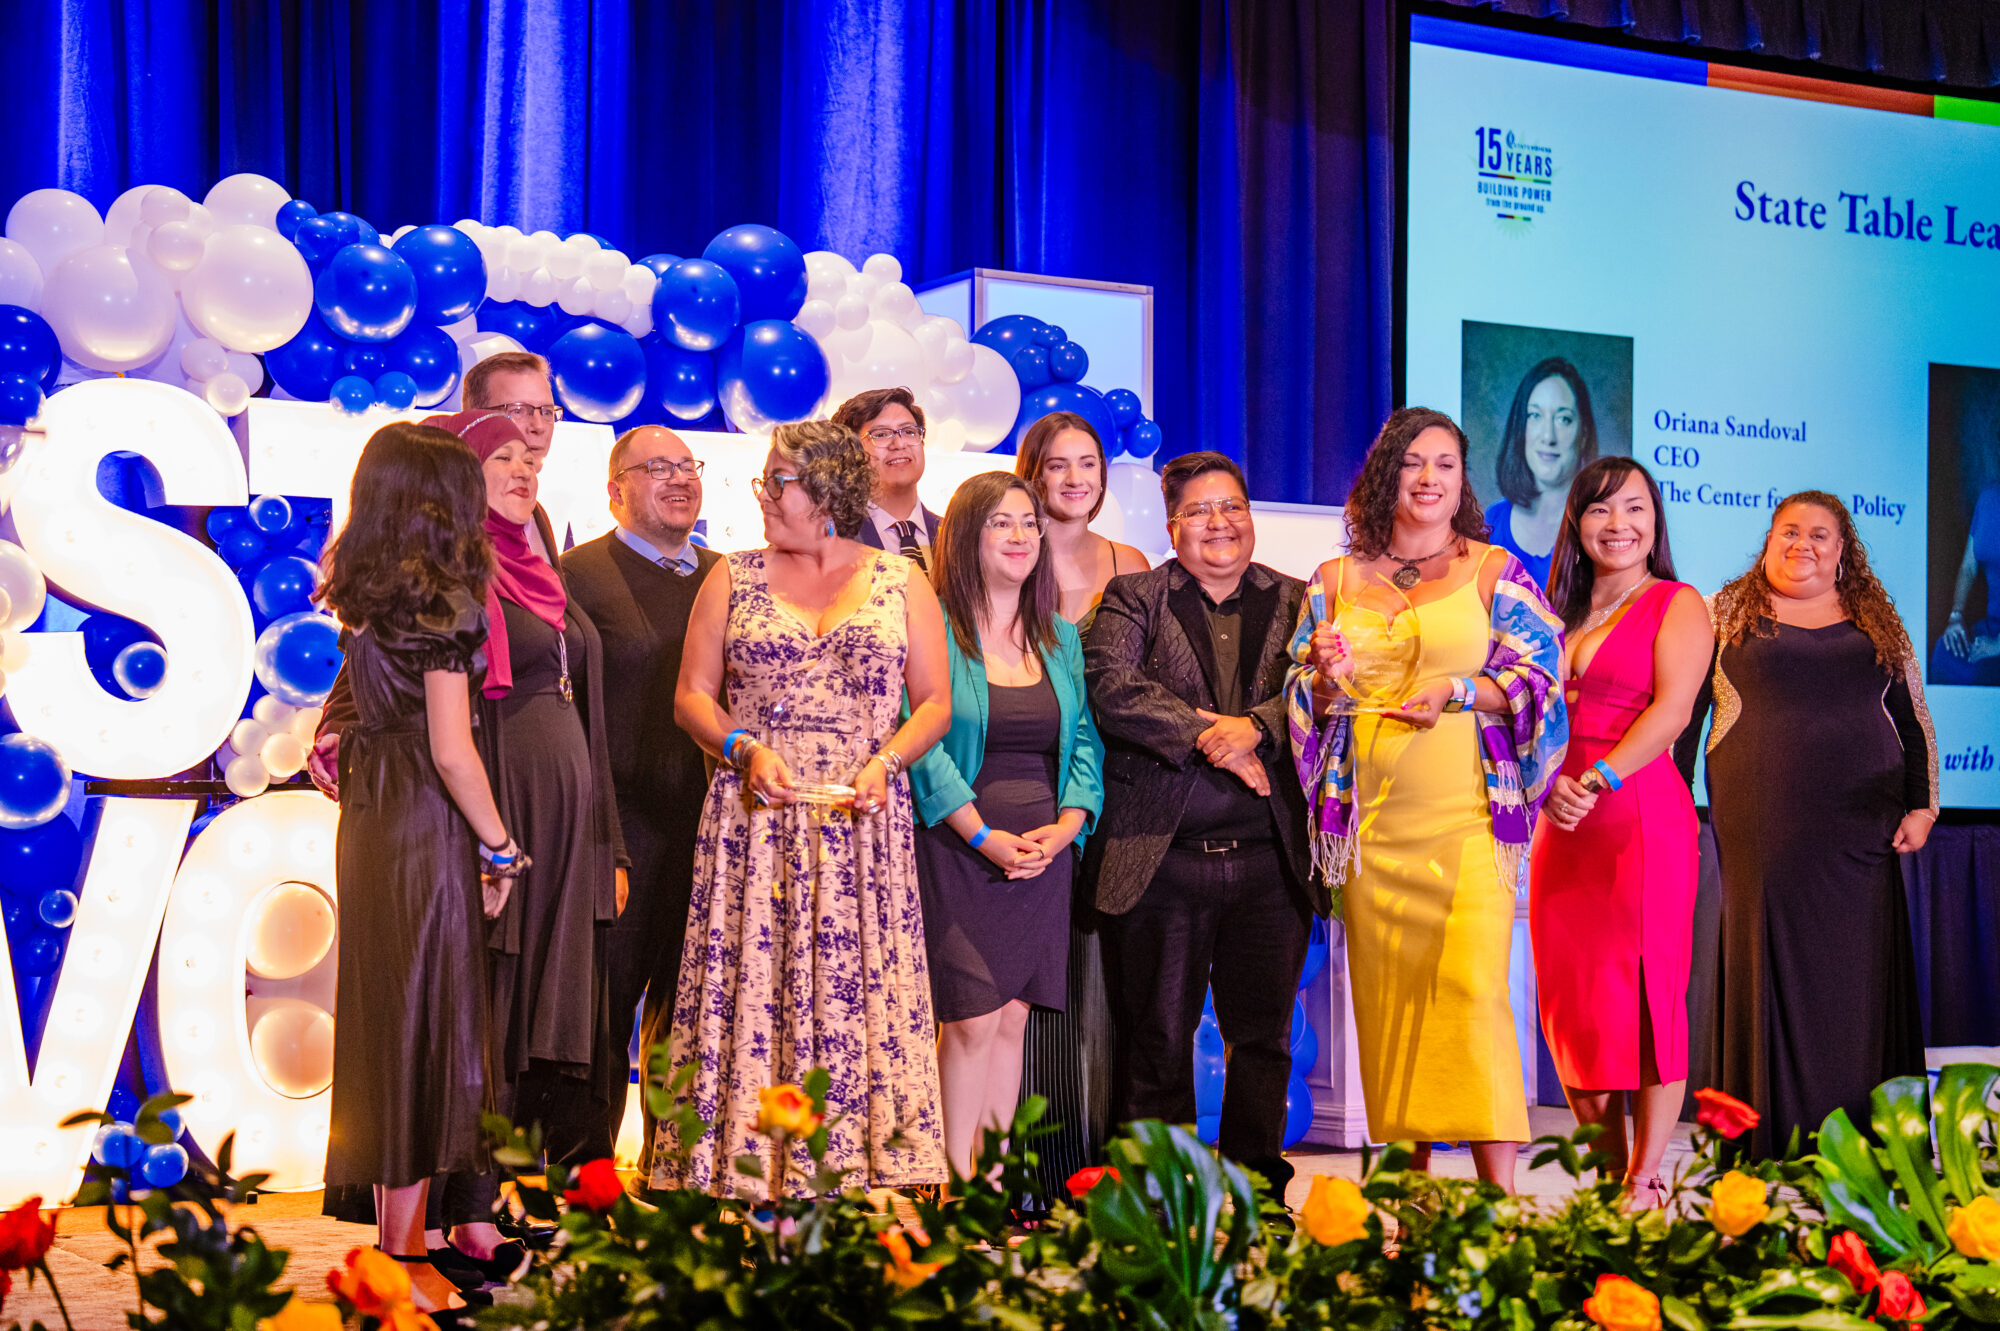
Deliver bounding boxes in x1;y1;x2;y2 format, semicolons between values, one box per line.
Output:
873;749;904;778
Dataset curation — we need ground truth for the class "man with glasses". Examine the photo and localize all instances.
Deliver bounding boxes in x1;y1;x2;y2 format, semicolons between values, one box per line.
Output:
560;425;721;1179
832;386;940;569
1081;451;1321;1200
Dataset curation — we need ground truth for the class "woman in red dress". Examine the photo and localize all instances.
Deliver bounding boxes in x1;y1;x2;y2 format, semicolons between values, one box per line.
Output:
1529;458;1711;1207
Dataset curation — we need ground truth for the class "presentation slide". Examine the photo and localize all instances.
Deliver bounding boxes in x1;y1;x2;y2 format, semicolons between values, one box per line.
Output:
1404;14;2000;808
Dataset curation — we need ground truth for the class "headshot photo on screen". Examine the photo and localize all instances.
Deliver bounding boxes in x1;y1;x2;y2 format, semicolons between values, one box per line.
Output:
1460;321;1635;591
1928;363;2000;688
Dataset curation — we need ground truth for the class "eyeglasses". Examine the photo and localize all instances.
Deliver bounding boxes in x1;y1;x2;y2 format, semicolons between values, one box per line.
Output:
985;516;1041;537
617;457;706;481
492;402;565;423
750;473;801;501
865;425;926;444
1169;499;1250;524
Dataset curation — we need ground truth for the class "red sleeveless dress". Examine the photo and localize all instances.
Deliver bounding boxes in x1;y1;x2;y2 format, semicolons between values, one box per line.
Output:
1529;581;1699;1090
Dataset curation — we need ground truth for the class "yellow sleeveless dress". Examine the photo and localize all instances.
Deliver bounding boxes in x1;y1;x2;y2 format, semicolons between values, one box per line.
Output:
1337;564;1529;1144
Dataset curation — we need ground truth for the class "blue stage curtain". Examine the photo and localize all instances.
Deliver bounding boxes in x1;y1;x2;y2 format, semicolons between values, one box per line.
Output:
0;0;1397;504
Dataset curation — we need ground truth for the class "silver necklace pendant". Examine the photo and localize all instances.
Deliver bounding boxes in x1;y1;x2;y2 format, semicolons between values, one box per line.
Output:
1391;563;1423;590
556;626;574;705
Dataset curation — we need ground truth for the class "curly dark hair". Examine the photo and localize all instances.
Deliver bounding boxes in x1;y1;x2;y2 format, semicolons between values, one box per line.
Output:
769;419;876;539
1343;408;1489;561
1496;357;1598;507
320;422;494;634
830;385;925;435
1712;490;1913;670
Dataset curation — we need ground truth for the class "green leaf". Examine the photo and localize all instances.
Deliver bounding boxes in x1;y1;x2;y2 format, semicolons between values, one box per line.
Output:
1945;1261;2000;1323
1935;1064;2000;1208
1813;1108;1925;1258
733;1155;765;1180
1726;1312;1881;1331
1729;1267;1853;1311
1869;1075;1952;1251
1664;1295;1709;1331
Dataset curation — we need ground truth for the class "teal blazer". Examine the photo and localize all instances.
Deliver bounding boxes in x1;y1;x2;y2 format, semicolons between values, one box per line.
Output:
908;615;1105;846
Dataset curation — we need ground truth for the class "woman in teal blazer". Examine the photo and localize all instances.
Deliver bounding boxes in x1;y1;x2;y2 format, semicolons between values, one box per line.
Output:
908;472;1104;1183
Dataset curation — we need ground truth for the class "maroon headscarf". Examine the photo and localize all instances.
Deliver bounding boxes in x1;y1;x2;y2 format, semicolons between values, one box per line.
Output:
422;410;567;699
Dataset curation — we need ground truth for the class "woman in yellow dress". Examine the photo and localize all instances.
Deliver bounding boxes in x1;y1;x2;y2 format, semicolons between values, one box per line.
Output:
1284;408;1567;1191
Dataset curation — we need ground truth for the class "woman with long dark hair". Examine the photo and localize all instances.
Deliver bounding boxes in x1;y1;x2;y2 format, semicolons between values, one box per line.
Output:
1528;458;1709;1206
320;422;522;1319
1485;357;1599;588
908;471;1103;1181
1678;492;1937;1159
1284;407;1566;1191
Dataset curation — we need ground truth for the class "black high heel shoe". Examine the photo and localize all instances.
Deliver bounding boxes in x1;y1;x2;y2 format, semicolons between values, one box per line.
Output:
383;1252;492;1322
432;1238;529;1286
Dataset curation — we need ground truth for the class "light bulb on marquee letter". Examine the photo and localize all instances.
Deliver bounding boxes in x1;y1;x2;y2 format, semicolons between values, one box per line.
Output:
155;791;338;1190
9;379;254;778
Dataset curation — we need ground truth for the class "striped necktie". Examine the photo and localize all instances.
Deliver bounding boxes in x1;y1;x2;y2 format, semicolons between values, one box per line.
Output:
891;519;927;571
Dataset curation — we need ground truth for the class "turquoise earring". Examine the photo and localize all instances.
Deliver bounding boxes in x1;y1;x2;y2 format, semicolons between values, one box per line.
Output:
825;519;836;538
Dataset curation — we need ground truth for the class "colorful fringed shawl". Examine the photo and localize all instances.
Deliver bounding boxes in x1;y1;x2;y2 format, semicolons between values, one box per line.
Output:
1283;550;1567;903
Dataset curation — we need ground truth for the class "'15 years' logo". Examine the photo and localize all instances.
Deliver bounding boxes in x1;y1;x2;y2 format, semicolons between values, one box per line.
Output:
1474;127;1555;230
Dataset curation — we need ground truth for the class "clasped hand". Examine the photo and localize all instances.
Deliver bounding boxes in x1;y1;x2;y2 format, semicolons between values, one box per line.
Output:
1541;774;1599;831
1194;709;1269;797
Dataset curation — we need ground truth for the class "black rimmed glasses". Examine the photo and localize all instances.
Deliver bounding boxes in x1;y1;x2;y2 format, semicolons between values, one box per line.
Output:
617;457;706;481
750;473;802;501
493;402;565;423
865;425;926;443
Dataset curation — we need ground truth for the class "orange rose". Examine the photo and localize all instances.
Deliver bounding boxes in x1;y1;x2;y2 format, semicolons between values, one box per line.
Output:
1827;1231;1880;1296
563;1158;624;1211
0;1197;53;1270
1708;1170;1770;1238
878;1225;944;1290
757;1084;823;1139
1876;1271;1925;1324
1301;1175;1370;1246
326;1246;411;1317
257;1296;345;1331
1950;1196;2000;1261
1065;1165;1121;1198
1693;1088;1760;1139
1583;1274;1663;1331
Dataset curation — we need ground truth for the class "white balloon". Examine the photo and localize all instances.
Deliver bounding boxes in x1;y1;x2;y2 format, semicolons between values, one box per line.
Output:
505;237;541;274
853;271;883;303
0;591;11;633
224;752;271;798
0;630;28;672
457;332;525;399
620;263;657;306
5;189;103;278
521;267;557;307
226;351;264;394
944;343;1023;449
803;248;858;294
557;276;595;316
246;884;334;979
182;202;214;238
1107;459;1169;558
441;314;477;342
453;218;483;236
390;224;415;243
0;240;43;311
248;998;335;1096
794;298;837;339
486;265;521;303
101;185;153;250
583;249;628;291
622;304;654;339
202;173;291;230
204;371;250;417
925;418;968;453
592;288;632;324
260;731;306;778
179;224;314;352
936;336;974;386
290;706;325;739
491;224;523;241
146;220;206;274
1089;486;1128;544
547;236;591;282
181;338;229;381
826;322;873;362
833;291;869;331
861;252;903;285
41;244;177;371
128;306;201;387
139;186;193;228
827;320;927;411
873;281;919;326
253;695;297;729
910;317;950;378
231;719;271;754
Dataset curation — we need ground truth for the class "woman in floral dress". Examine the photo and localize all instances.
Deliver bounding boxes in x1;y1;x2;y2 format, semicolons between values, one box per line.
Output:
653;419;953;1196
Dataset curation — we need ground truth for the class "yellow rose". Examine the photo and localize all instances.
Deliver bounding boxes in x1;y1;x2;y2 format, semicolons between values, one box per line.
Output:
756;1084;823;1139
879;1225;945;1290
1950;1196;2000;1260
1708;1170;1770;1238
1583;1274;1662;1331
257;1297;344;1331
1301;1175;1369;1246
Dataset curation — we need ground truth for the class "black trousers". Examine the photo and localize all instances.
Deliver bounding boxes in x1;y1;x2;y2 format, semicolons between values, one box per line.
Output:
1102;839;1311;1192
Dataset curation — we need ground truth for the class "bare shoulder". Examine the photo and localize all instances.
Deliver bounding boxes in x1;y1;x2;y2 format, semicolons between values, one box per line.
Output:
1666;583;1714;631
1111;540;1152;572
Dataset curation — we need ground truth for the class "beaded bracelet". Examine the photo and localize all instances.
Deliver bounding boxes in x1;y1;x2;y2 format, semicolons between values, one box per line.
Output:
1591;759;1623;792
968;824;993;850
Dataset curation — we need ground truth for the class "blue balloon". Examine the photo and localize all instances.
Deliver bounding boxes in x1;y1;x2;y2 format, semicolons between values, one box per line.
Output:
0;735;70;831
1195;1113;1221;1146
265;313;346;400
37;888;76;930
248;494;293;533
1105;387;1143;432
112;641;168;698
315;243;419;342
1009;382;1118;456
1193;1049;1225;1120
1298;916;1329;990
700;224;807;323
373;371;417;410
138;1142;189;1189
254;612;343;706
392;225;488;325
320;211;379;247
384;323;458;407
14;930;61;976
156;1108;184;1140
1125;418;1163;458
93;1125;145;1170
292;215;352;268
0;375;43;428
652;258;740;353
547;323;646;424
1035;323;1066;348
342;343;386;380
1050;340;1089;383
1011;345;1052;389
1;900;24;932
1282;1074;1314;1149
330;375;372;415
1290;997;1319;1074
716;320;830;433
204;506;245;541
217;525;269;568
476;299;554;348
636;253;681;280
0;305;61;392
0;817;81;899
970;314;1048;364
107;1086;141;1124
644;337;717;422
275;199;317;241
249;555;320;619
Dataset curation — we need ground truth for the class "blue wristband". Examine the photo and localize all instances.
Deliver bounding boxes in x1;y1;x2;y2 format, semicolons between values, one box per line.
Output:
968;824;992;850
1591;759;1623;792
723;728;750;765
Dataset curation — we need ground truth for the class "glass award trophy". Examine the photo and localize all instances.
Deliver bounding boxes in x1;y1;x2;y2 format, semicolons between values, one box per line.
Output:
1327;573;1423;714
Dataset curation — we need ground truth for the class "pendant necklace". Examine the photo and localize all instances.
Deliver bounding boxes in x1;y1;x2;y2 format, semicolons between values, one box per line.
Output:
1577;574;1651;640
1387;539;1456;590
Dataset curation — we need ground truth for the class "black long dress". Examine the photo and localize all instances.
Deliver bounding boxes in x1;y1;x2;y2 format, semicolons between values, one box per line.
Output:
1695;619;1936;1159
323;590;492;1189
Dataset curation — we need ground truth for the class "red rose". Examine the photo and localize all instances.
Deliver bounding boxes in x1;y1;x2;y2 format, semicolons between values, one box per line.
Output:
0;1266;12;1315
1693;1088;1761;1139
1876;1271;1925;1324
0;1198;53;1270
1065;1165;1121;1198
562;1158;624;1212
1828;1231;1881;1296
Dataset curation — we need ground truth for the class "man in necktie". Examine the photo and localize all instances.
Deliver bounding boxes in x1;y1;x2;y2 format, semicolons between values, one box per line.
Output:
833;385;940;568
560;425;723;1183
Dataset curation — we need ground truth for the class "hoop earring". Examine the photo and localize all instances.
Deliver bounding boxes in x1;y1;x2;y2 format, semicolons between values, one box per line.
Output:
1836;560;1844;582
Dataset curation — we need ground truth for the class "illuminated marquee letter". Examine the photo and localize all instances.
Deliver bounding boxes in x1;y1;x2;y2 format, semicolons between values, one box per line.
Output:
9;380;253;777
